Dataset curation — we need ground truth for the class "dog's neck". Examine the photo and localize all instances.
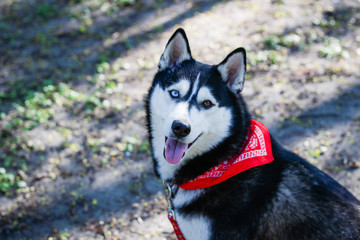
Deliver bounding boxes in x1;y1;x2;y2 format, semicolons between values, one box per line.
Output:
173;99;251;185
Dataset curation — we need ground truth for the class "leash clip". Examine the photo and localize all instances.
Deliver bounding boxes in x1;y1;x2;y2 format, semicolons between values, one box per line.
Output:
163;180;176;221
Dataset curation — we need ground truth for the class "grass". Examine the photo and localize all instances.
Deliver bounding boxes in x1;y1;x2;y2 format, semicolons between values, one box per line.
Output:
0;52;145;194
37;4;59;20
248;50;285;66
0;168;26;193
263;33;305;50
2;81;83;131
0;77;121;194
318;38;349;59
0;81;85;193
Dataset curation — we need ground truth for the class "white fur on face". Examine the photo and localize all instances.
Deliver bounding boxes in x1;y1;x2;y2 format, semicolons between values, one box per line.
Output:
163;101;191;138
184;87;232;160
150;85;180;180
163;74;201;144
168;79;190;97
149;78;232;180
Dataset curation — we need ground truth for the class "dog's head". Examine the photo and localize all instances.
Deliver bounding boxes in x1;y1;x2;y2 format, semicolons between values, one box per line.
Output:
146;28;249;180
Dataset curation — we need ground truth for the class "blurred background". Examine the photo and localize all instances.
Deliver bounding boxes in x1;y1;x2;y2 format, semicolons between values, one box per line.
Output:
0;0;359;239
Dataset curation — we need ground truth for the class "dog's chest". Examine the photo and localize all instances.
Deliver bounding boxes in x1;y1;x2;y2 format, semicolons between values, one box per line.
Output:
172;188;211;240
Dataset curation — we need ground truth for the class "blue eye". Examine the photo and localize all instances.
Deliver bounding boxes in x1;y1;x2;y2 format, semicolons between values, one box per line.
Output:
169;90;180;98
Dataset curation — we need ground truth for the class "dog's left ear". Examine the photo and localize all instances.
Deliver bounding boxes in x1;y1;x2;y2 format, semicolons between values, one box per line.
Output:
158;28;192;70
217;48;246;94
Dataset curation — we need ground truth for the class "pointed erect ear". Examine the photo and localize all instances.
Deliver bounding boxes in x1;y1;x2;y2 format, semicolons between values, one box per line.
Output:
217;48;247;94
158;28;192;70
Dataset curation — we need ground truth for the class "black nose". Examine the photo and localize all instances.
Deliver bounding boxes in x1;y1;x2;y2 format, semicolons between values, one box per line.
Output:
172;120;191;138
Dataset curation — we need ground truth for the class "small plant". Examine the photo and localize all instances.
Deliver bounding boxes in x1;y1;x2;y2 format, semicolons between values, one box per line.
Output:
280;34;302;48
85;93;102;111
319;38;349;59
139;140;151;155
263;36;281;49
0;168;15;193
37;4;59;20
96;62;111;74
263;33;302;50
248;50;284;65
0;168;26;194
112;0;136;6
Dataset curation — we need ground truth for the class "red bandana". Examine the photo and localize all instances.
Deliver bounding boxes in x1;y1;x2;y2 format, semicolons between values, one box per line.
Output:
179;120;274;190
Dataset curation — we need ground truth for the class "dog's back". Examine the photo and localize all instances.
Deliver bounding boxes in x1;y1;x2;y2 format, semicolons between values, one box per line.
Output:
254;137;360;239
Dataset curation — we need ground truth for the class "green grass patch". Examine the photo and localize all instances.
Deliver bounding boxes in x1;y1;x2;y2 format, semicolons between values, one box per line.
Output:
318;38;349;59
0;81;85;195
37;4;59;20
263;33;303;50
0;168;27;194
3;81;83;130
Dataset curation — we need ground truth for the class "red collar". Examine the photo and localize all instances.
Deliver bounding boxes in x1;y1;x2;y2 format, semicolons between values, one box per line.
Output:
178;120;274;190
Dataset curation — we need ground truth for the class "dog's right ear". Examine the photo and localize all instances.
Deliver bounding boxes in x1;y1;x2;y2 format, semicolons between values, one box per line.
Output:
158;28;192;70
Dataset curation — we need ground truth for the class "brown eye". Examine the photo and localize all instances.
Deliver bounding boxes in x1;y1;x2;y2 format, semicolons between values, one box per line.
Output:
202;100;213;109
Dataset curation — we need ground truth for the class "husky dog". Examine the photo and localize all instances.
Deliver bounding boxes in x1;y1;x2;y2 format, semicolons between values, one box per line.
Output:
145;28;360;240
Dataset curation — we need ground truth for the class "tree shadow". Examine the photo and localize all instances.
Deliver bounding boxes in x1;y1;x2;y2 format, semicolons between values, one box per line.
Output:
0;168;162;239
0;0;224;179
0;0;223;238
0;0;224;103
269;83;360;144
261;2;360;149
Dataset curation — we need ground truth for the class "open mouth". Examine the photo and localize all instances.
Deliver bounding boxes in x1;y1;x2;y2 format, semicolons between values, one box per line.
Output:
163;134;202;164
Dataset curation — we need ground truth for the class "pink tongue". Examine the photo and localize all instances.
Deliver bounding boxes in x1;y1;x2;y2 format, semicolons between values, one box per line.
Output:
165;138;188;164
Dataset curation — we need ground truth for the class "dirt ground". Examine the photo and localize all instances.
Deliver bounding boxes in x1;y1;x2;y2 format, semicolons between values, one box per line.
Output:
0;0;359;239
